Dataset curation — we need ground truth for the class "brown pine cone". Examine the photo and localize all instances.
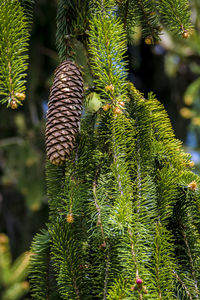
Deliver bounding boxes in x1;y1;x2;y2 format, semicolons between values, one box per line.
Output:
45;60;83;165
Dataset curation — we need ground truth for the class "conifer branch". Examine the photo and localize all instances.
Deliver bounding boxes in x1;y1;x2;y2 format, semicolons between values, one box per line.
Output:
135;0;160;42
181;227;199;297
113;138;124;197
56;0;89;60
128;227;139;278
128;227;143;300
72;273;81;300
155;231;162;300
29;230;51;300
50;221;82;299
136;121;142;214
20;0;34;23
123;0;129;31
103;250;110;299
152;222;175;298
0;0;31;108
46;252;50;300
56;0;69;61
88;1;128;103
46;161;65;221
173;271;193;300
93;176;106;247
155;0;193;37
30;0;200;298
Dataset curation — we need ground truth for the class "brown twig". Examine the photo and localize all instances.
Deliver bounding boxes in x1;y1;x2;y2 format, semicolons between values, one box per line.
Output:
103;250;110;299
45;248;50;300
181;227;199;297
8;61;15;102
173;270;193;300
113;151;124;197
128;227;138;277
128;227;143;299
93;177;106;246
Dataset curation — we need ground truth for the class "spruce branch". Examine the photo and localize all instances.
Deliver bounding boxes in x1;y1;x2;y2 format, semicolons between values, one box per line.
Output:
0;0;31;108
29;230;51;300
112;135;124;198
128;227;143;300
135;107;143;217
93;175;106;247
56;0;70;61
155;0;193;37
134;0;161;43
123;0;129;31
20;0;34;23
127;227;139;279
152;222;175;299
181;226;199;297
46;161;65;221
56;0;90;60
103;250;110;300
173;271;193;300
88;1;128;103
110;115;135;227
121;0;141;42
50;221;82;299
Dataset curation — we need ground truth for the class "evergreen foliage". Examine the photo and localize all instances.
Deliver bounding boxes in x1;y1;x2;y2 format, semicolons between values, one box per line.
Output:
155;0;192;37
56;0;89;61
20;0;34;22
129;0;161;44
50;221;84;299
29;230;51;300
88;0;128;102
21;0;200;298
0;0;32;108
117;0;193;44
56;0;71;61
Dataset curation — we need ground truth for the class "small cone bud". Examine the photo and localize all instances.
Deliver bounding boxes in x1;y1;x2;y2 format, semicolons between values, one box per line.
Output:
136;278;143;285
105;84;114;92
188;161;195;167
143;286;148;294
113;106;122;115
15;92;26;101
119;101;125;107
66;213;74;223
188;180;197;191
102;104;110;112
182;30;189;39
10;99;18;109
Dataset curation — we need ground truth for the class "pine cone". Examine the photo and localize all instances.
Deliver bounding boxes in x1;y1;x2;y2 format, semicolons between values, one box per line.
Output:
45;60;83;165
